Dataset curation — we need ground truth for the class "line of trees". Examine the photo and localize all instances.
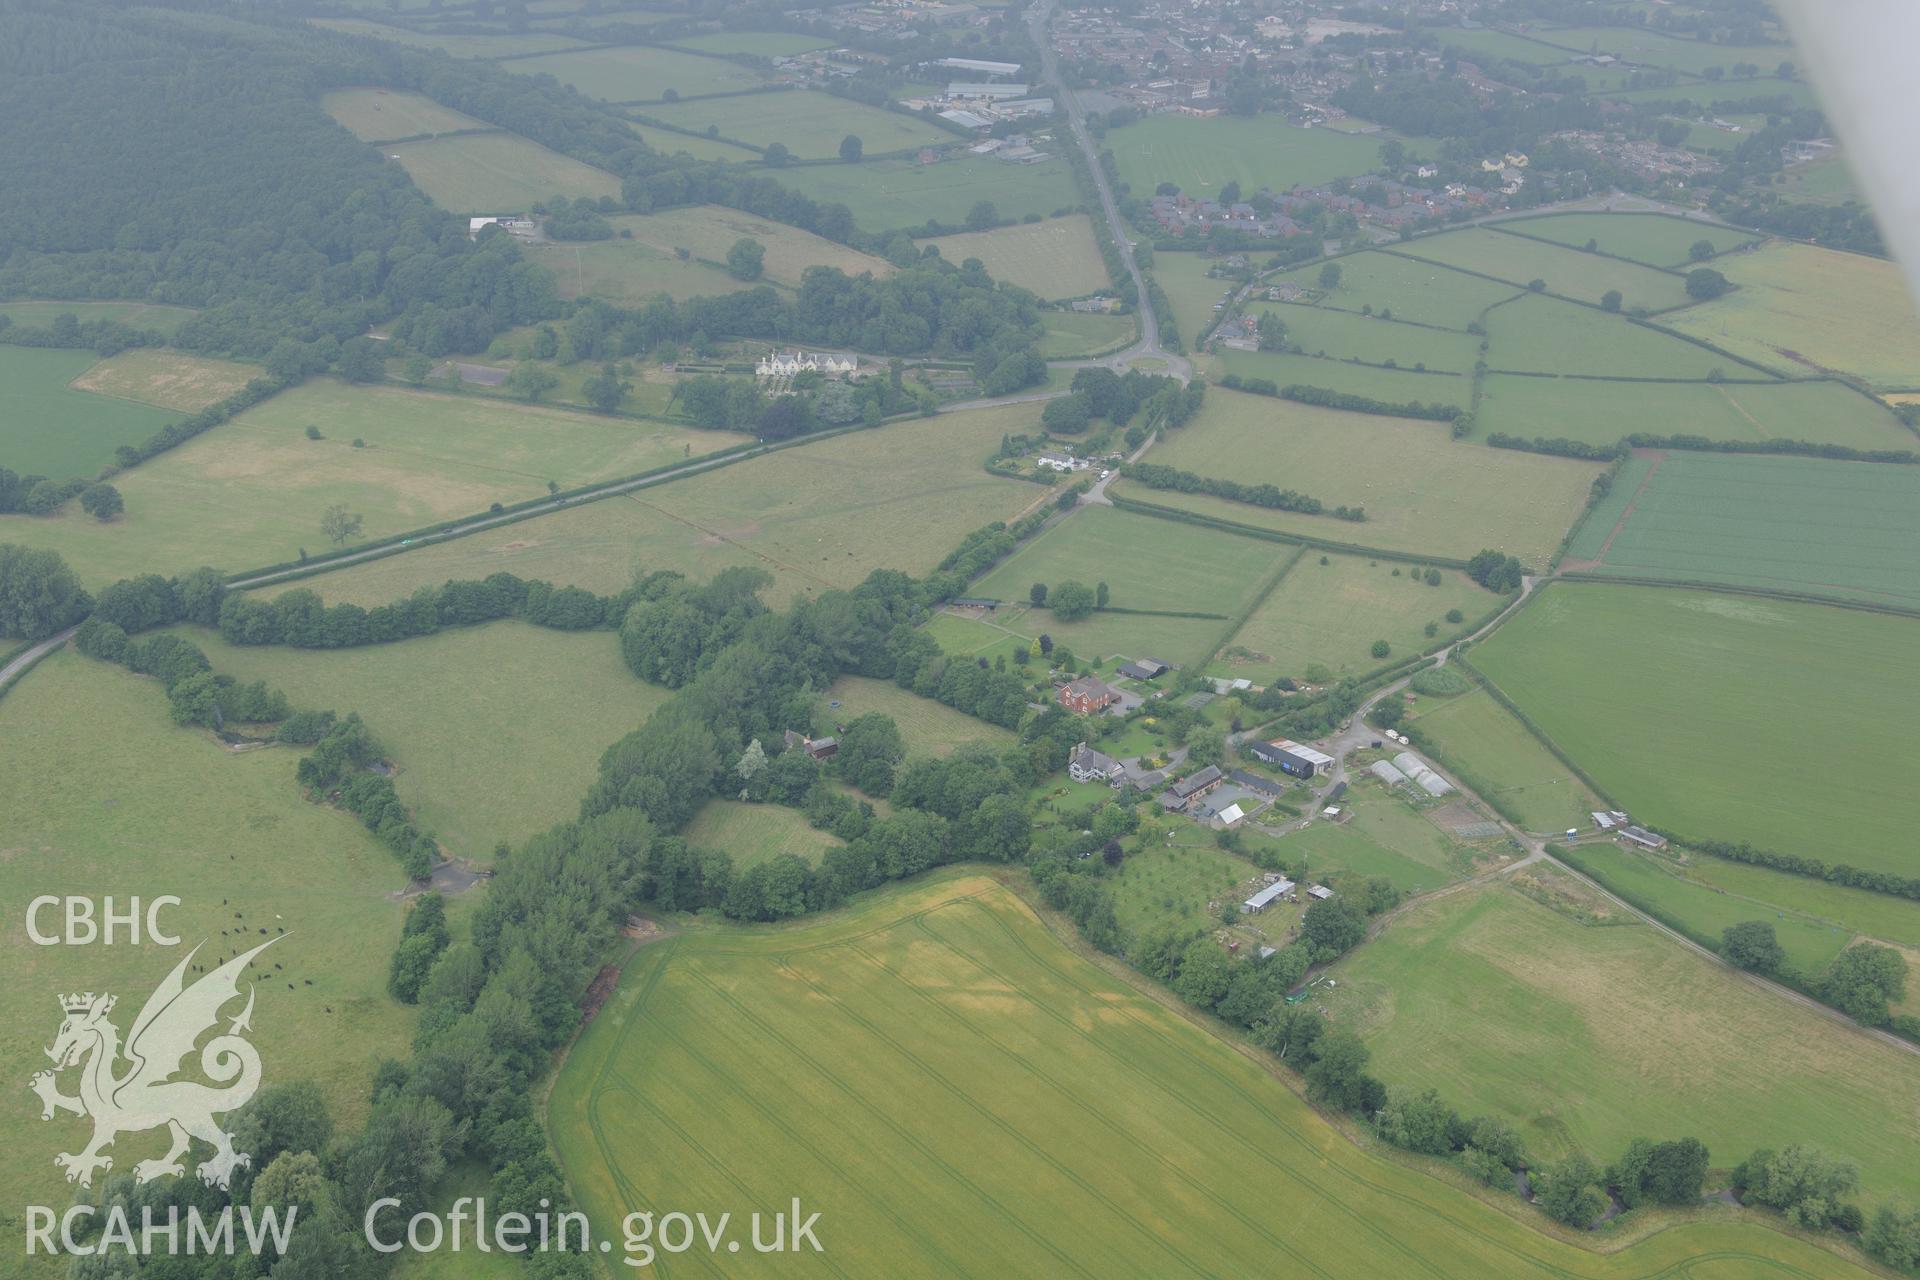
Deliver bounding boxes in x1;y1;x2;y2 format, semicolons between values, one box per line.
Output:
0;544;91;642
1124;461;1366;521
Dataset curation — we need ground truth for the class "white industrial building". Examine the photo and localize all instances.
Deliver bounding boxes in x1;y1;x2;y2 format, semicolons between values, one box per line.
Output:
947;82;1031;99
1242;878;1296;914
1391;751;1454;798
937;57;1023;76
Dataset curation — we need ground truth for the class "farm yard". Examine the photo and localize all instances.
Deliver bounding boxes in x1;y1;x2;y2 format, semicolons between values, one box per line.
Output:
1327;875;1920;1208
0;346;176;478
1480;294;1735;379
3;379;751;587
972;505;1278;667
772;155;1081;232
1108;115;1386;200
159;622;666;858
68;348;261;413
1387;233;1694;311
1564;451;1920;606
1470;583;1920;876
1405;687;1602;835
1472;374;1915;451
505;46;769;102
1659;242;1920;389
0;653;415;1213
1211;552;1491;683
321;87;489;141
683;799;845;871
645;90;952;157
1495;214;1761;268
920;216;1109;301
384;130;622;212
816;676;1016;758
1125;387;1601;563
549;873;1880;1279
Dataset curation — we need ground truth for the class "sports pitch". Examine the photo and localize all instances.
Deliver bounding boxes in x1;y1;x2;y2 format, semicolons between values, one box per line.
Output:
1328;876;1920;1207
0;652;415;1212
549;872;1883;1278
1128;388;1600;564
166;621;667;859
1108;115;1387;199
919;216;1109;300
1563;450;1920;606
8;379;751;586
1659;242;1920;390
1471;583;1920;877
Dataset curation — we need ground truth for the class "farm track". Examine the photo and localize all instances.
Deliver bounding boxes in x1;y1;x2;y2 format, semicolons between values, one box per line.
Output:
0;625;78;697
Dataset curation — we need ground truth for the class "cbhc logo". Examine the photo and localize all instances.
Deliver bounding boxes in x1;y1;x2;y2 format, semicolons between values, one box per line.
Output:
26;897;182;946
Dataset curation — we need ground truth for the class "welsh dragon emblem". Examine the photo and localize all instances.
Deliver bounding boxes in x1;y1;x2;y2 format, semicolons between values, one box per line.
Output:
29;938;277;1190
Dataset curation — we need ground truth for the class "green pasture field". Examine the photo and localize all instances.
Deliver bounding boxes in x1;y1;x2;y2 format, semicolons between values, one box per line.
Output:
1659;241;1920;390
1471;583;1920;877
385;131;622;211
1480;294;1734;379
1600;77;1822;112
1773;150;1862;205
1131;387;1601;563
1528;26;1791;76
1212;349;1470;410
550;872;1878;1278
527;234;757;304
271;405;1046;609
0;347;176;478
817;675;1015;758
1268;252;1521;330
1035;310;1135;358
1435;27;1580;67
920;609;1033;669
1406;688;1602;834
2;379;749;587
321;87;489;141
0;652;414;1214
611;206;893;287
161;622;666;859
1566;451;1920;607
507;47;768;102
1325;875;1920;1206
1489;213;1758;268
670;31;834;56
1109;115;1387;200
1108;839;1261;937
1562;452;1653;561
684;799;844;870
625;119;761;162
920;216;1108;300
771;155;1081;232
69;348;261;412
972;506;1276;666
1682;852;1920;950
1211;552;1489;683
648;90;950;157
1473;374;1914;451
0;299;197;335
1151;252;1240;347
309;17;588;56
1260;305;1482;373
1558;845;1849;975
1389;233;1691;311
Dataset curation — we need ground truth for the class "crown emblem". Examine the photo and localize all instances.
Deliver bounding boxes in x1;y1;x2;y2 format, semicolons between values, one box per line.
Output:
60;993;110;1015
